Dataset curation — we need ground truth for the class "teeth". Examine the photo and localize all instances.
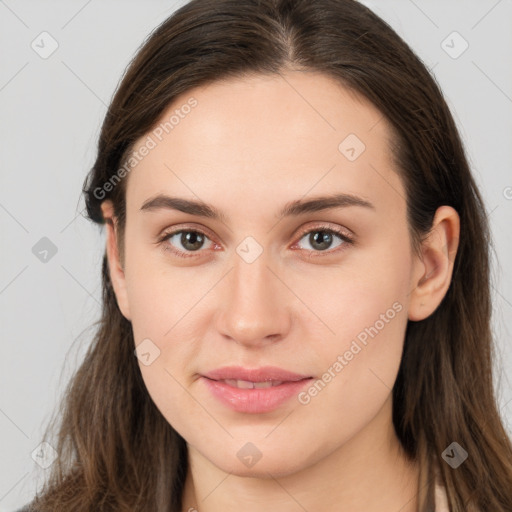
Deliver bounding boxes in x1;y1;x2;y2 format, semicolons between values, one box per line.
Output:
253;380;282;388
222;379;283;389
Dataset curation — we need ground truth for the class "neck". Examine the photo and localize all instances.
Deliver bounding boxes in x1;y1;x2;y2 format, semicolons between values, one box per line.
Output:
180;395;420;512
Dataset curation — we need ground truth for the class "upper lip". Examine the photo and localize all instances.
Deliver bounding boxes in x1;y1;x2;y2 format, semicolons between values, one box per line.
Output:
202;366;312;382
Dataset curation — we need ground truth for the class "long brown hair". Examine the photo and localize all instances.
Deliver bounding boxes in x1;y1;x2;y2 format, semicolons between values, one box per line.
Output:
30;1;512;510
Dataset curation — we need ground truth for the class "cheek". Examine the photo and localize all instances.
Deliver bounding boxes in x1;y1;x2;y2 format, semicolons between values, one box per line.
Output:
122;242;210;427
296;286;407;448
308;279;407;387
123;237;190;339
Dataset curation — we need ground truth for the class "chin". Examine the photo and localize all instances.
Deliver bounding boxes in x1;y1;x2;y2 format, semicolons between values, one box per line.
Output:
206;449;314;479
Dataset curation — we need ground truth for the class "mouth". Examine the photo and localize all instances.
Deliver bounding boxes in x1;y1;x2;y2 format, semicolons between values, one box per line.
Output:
200;367;314;413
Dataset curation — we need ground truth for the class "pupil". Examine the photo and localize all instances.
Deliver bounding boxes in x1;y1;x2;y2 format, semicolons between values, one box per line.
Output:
311;231;332;251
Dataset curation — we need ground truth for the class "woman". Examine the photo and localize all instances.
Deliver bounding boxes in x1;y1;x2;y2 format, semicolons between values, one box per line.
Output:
19;0;512;511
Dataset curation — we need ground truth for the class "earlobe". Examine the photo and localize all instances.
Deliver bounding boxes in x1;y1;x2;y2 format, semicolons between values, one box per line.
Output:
101;200;131;321
408;206;460;321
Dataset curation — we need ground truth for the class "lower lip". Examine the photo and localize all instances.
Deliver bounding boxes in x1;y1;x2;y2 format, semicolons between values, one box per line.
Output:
201;377;313;414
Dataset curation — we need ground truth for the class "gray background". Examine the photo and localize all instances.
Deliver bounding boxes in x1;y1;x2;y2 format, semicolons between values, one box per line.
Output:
1;0;511;509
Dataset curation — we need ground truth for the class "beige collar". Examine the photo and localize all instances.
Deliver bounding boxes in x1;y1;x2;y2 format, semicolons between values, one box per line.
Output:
434;477;450;512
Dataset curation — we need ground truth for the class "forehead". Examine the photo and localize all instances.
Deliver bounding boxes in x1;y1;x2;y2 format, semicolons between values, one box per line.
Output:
124;70;405;219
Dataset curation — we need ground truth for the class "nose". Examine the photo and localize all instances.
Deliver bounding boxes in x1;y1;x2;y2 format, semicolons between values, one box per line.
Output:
215;253;292;348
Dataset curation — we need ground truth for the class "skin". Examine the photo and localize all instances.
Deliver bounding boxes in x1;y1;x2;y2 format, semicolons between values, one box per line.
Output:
101;69;459;512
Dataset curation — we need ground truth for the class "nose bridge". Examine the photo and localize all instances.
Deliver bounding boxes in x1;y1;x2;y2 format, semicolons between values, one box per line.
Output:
216;247;290;345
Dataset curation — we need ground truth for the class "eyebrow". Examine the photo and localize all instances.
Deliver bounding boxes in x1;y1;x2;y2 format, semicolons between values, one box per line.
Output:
139;192;375;222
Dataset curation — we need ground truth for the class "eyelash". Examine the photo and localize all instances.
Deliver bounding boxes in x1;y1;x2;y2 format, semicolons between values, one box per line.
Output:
157;224;354;260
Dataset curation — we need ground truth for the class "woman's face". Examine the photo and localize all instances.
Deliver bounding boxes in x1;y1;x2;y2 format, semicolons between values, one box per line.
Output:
103;70;434;477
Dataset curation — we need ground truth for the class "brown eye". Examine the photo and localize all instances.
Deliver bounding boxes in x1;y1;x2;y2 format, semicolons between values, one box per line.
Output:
293;226;353;255
159;229;215;258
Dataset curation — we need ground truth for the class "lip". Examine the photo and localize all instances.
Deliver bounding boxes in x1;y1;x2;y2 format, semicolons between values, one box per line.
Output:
202;366;311;382
200;366;313;414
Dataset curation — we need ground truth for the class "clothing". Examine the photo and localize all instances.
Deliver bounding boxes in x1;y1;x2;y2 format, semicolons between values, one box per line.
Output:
435;478;450;511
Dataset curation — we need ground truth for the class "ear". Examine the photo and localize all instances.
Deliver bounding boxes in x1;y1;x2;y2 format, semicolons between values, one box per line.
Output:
100;200;131;321
408;205;460;321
